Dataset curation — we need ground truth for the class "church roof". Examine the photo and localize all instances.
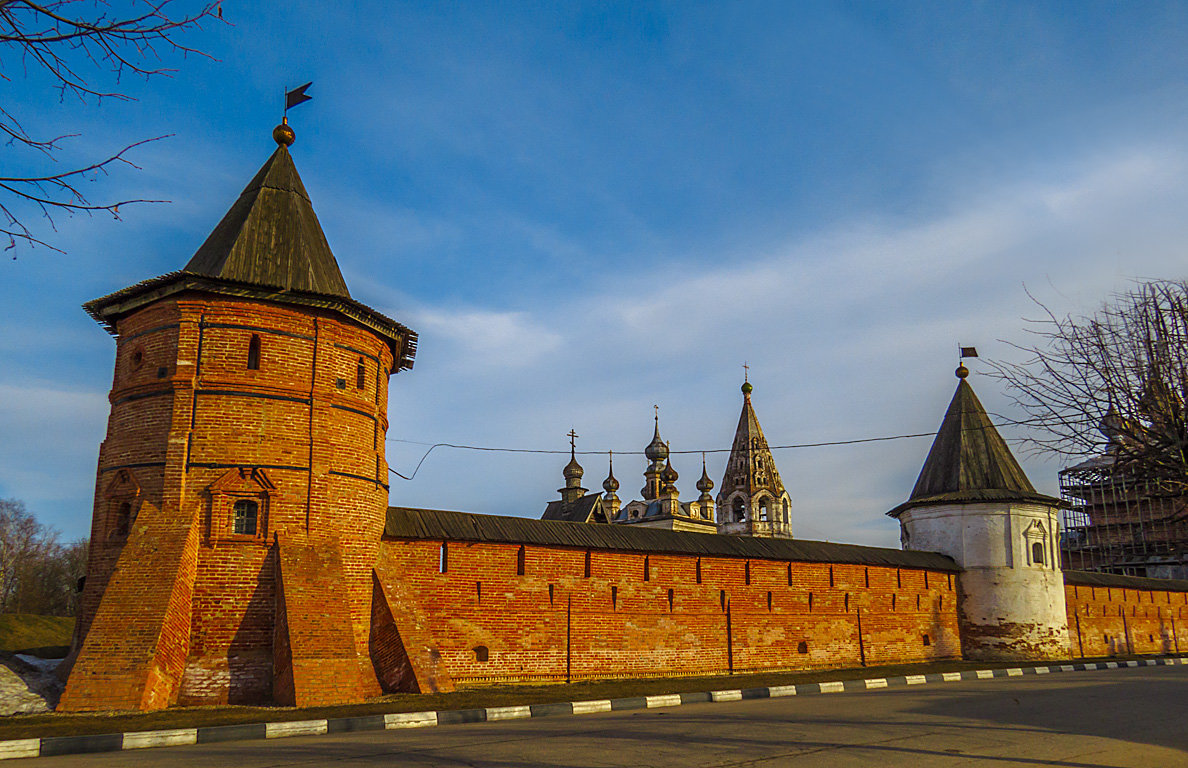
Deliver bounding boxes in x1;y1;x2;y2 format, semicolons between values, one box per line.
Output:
888;377;1063;517
83;140;417;370
541;493;610;524
183;145;350;297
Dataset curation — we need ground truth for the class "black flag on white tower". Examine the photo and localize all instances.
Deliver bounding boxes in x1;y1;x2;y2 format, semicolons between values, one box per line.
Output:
285;82;313;112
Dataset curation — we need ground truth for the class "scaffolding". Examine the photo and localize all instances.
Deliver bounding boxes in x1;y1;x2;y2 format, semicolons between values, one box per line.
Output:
1059;455;1188;579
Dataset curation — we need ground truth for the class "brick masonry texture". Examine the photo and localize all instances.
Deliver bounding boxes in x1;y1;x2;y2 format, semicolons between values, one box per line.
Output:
1064;583;1188;658
62;288;1188;711
60;294;395;711
371;540;963;690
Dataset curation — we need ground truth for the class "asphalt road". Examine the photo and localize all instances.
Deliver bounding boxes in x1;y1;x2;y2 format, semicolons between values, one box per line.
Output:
31;666;1188;767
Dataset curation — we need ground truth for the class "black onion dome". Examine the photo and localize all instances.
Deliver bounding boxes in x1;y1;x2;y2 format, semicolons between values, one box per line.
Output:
697;464;714;493
645;419;669;462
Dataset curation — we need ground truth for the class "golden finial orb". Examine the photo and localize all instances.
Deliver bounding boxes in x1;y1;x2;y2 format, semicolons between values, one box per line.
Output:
273;116;295;147
955;362;970;379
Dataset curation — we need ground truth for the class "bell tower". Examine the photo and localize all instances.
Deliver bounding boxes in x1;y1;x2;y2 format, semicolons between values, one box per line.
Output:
716;378;793;537
60;122;417;710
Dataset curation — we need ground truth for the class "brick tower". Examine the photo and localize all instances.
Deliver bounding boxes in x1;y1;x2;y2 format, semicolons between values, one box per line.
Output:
58;122;417;710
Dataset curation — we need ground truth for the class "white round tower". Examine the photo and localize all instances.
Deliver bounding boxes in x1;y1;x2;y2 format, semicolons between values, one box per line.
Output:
888;364;1070;661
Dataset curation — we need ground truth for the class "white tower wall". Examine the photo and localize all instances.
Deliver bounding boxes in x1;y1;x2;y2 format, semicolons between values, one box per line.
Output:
899;501;1070;660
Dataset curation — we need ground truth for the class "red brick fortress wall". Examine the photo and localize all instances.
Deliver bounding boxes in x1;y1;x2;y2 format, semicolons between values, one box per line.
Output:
1063;581;1188;658
62;292;396;710
372;538;962;690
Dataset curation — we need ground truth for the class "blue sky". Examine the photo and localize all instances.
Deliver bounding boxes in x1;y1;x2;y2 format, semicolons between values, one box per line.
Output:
4;2;1188;546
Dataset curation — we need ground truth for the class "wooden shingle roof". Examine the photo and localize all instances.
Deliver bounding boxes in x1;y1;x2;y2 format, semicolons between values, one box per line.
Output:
888;378;1063;517
1064;569;1188;593
83;142;418;371
184;145;351;297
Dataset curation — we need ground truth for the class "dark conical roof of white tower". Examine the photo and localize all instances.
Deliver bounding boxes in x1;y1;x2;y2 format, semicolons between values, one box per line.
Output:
887;366;1064;517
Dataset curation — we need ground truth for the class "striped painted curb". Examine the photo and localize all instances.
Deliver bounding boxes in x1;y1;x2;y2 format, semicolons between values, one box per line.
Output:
4;655;1185;761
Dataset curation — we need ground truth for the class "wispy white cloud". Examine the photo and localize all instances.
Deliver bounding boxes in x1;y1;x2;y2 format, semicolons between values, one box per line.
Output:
409;307;565;371
378;144;1188;548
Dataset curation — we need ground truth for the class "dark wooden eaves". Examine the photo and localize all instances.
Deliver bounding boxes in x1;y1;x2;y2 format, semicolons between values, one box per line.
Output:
386;507;960;571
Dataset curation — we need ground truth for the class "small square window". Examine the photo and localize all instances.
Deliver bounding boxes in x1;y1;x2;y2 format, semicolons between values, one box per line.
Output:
233;499;259;536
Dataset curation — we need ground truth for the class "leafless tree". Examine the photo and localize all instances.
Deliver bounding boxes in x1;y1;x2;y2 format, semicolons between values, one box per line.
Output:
0;498;56;611
14;537;87;615
0;0;222;254
0;499;88;615
990;280;1188;492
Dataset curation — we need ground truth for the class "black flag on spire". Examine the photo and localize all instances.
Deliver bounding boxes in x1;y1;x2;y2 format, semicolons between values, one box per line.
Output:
285;82;313;111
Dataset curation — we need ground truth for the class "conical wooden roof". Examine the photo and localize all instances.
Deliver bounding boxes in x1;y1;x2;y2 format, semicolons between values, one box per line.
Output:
888;377;1062;517
184;145;350;297
83;139;418;371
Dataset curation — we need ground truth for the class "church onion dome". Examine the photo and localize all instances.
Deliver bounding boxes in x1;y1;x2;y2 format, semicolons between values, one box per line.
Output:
602;451;620;493
563;456;584;481
645;418;669;462
696;461;714;493
661;459;679;485
742;380;753;395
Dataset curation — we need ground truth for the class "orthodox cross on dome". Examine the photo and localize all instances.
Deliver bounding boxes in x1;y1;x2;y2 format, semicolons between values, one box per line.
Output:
567;428;579;458
743;361;749;381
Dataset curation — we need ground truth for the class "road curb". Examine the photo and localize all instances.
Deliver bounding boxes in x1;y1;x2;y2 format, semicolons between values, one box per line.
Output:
7;655;1186;760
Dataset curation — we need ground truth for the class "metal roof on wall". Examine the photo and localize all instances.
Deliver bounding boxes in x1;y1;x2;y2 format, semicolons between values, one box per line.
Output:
1064;569;1188;593
384;507;961;571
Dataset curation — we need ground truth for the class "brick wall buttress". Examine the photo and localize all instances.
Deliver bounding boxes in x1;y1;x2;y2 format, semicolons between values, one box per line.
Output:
58;499;200;711
372;558;456;693
274;533;372;707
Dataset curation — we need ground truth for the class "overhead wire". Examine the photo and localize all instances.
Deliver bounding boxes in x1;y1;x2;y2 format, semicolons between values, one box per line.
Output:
386;413;1088;481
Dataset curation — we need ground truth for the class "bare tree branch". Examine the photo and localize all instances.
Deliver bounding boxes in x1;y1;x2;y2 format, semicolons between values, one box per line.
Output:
0;0;223;255
987;280;1188;494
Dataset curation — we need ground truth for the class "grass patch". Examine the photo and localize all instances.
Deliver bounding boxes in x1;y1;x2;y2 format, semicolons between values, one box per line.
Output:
0;653;1174;741
0;615;72;654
